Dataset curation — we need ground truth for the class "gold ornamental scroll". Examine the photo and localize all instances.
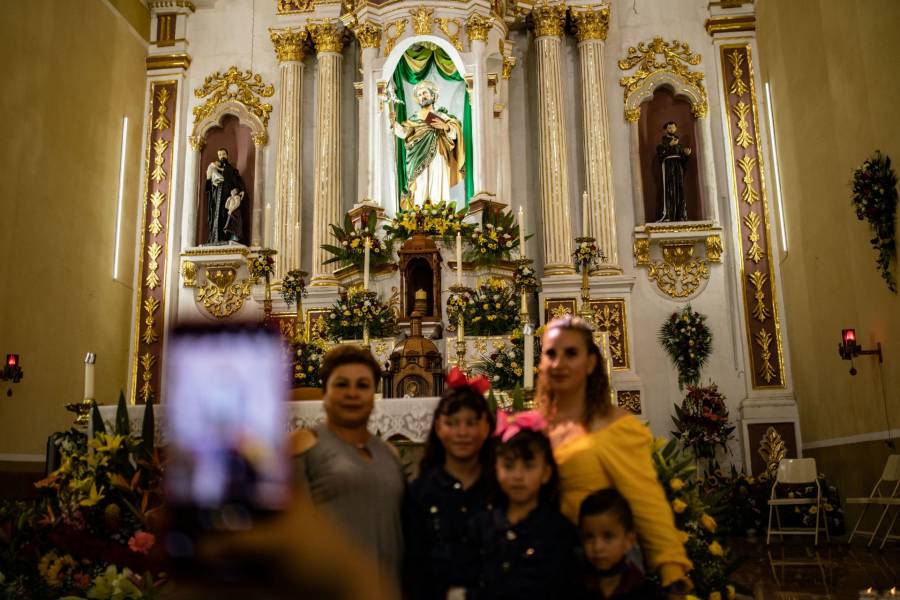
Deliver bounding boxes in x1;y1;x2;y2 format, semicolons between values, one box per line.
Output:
720;44;784;388
131;81;178;405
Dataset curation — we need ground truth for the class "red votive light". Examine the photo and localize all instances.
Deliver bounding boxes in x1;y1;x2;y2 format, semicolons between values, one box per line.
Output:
842;329;856;346
5;354;17;367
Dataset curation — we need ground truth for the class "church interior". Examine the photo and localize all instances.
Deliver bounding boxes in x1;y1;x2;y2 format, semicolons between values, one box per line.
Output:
1;0;898;598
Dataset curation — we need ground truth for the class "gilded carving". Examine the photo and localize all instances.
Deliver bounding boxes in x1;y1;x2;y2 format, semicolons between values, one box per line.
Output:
153;87;171;131
148;191;165;236
531;2;566;38
251;131;268;146
146;243;163;289
647;243;710;298
588;299;628;369
139;353;156;404
501;54;516;79
705;235;723;262
728;50;748;97
473;338;488;356
755;329;777;383
645;222;715;233
308;21;344;54
571;5;610;42
410;7;434;35
188;135;205;151
354;21;382;50
758;426;787;477
269;27;308;62
737;155;759;204
277;0;314;13
617;390;641;414
624;107;641;123
384;19;407;56
633;238;651;266
617;37;708;121
182;260;197;287
748;271;769;322
437;18;463;51
142;297;160;345
150;139;168;183
743;211;764;263
733;101;752;149
466;13;494;42
545;299;576;323
193;66;275;127
196;266;252;318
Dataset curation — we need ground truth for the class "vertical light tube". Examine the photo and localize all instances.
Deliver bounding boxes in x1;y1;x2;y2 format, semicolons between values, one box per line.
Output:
113;116;128;280
764;82;788;254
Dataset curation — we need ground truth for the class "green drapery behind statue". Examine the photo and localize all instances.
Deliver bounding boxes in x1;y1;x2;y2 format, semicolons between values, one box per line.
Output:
392;44;474;208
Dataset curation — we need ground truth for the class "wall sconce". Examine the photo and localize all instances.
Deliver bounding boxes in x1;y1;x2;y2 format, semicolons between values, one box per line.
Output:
838;329;883;375
1;354;24;396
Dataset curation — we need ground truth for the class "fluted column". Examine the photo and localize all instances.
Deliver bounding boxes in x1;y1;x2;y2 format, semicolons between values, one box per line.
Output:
573;5;620;271
533;3;574;276
182;137;203;248
309;21;344;285
467;13;494;196
354;21;382;201
270;27;307;278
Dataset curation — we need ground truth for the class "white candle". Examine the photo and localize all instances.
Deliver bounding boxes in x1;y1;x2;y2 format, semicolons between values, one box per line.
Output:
84;352;96;400
521;292;527;314
456;231;463;286
518;206;526;258
523;331;534;389
295;222;301;264
582;191;589;236
363;237;371;290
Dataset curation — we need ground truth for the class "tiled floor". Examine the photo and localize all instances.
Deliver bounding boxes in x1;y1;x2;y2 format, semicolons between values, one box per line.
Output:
728;537;900;599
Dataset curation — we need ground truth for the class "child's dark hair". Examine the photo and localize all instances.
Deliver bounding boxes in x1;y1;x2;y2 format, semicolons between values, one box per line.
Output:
419;385;495;473
579;489;635;532
495;429;560;509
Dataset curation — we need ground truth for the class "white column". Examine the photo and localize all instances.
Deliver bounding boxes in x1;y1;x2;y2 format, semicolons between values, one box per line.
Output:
252;139;266;247
698;115;719;223
270;27;307;275
533;3;574;276
354;22;382;202
628;121;645;225
309;22;344;285
181;140;202;248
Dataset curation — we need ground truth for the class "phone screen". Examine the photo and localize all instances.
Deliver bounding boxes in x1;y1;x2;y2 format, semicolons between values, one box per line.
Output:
165;325;290;520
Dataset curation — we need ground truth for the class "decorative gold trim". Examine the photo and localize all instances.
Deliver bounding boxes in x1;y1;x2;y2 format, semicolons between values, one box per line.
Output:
437;17;463;51
501;53;516;79
181;260;197;287
705;14;756;36
531;2;566;38
308;20;344;54
188;135;204;151
410;6;434;35
643;222;715;233
737;155;759;204
646;242;710;298
544;298;576;324
354;21;382;50
743;211;763;262
193;66;274;126
196;266;252;318
571;5;610;42
466;13;494;42
617;37;708;121
148;1;195;12
748;271;769;321
251;131;268;146
148;191;166;236
758;426;786;477
616;390;641;414
587;298;629;370
182;246;252;257
277;0;314;13
705;235;724;262
633;238;650;266
146;52;192;71
270;27;309;62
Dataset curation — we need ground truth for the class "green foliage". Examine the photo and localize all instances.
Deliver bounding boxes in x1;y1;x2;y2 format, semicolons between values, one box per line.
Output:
114;391;129;437
90;401;105;438
473;330;541;391
851;150;898;292
467;208;529;267
323;287;398;341
671;384;735;460
321;213;393;269
659;305;713;389
447;278;519;336
382;200;475;244
140;395;155;456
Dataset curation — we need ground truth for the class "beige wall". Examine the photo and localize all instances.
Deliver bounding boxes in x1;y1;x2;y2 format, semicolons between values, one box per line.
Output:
0;1;147;456
757;0;900;446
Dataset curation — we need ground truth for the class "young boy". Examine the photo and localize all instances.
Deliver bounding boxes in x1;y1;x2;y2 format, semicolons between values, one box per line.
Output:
578;489;664;600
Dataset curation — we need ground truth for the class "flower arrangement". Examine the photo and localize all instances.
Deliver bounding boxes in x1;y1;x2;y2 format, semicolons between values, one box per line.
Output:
248;248;276;282
324;286;398;341
671;384;735;460
697;465;766;537
851;151;898;292
447;278;519;336
474;329;542;390
467;209;527;266
280;269;308;306
659;305;713;389
383;200;475;244
292;338;327;388
572;238;605;273
652;438;737;600
321;214;393;269
513;261;540;294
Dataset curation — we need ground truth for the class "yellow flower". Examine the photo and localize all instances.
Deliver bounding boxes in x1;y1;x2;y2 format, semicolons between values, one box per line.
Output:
79;483;106;507
350;238;360;248
677;529;690;544
687;596;702;600
709;592;722;600
701;513;717;532
670;478;685;492
726;585;736;599
708;540;724;556
672;498;687;514
653;437;668;452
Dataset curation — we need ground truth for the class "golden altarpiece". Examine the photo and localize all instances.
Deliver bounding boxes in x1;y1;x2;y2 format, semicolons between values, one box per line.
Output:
126;0;797;474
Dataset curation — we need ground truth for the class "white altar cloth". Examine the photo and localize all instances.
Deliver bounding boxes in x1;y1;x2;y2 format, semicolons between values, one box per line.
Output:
94;397;441;446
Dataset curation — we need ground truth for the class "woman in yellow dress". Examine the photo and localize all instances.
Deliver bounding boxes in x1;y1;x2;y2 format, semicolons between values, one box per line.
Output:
537;316;693;594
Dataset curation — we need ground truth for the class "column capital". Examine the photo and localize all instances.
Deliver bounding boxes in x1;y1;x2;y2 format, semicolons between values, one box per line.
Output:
269;27;309;62
466;13;494;42
532;2;566;38
354;21;383;50
572;5;610;42
308;20;344;54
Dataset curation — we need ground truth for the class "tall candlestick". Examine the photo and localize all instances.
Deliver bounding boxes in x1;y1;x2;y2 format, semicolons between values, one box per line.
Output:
582;191;589;236
521;292;527;314
456;231;463;286
523;329;534;390
457;316;464;342
363;237;371;290
518;206;526;258
84;352;96;400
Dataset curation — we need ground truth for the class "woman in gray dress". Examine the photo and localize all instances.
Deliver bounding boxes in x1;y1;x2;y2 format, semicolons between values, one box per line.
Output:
291;344;406;590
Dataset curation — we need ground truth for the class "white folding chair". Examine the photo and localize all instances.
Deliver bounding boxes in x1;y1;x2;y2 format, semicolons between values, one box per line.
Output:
846;454;900;548
767;458;830;545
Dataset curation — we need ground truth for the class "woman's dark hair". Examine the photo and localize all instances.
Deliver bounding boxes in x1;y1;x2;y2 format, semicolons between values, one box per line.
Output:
579;489;635;532
495;429;560;510
319;344;382;392
419;385;495;473
535;315;611;426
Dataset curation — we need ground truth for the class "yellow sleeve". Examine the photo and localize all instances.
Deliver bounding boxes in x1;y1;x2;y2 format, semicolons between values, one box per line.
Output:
595;417;692;585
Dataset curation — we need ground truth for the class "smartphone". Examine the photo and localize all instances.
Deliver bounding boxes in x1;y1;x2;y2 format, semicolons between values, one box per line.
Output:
164;324;290;571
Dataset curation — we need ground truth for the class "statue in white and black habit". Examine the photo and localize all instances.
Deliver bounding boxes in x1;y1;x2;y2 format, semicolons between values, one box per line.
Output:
205;148;246;244
656;121;692;222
